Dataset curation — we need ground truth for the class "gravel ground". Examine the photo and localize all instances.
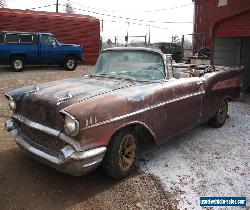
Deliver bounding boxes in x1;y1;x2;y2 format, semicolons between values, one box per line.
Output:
0;66;177;210
0;65;249;210
139;94;250;209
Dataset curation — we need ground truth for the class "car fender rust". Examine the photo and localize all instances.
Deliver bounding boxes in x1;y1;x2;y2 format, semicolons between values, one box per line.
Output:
108;120;157;143
76;118;157;151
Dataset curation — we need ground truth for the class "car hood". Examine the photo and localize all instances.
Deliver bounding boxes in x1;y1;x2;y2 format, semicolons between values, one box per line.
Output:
10;76;141;129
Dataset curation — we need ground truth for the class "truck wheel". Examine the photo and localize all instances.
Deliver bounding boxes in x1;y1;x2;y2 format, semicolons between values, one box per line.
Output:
64;56;77;71
102;128;137;179
209;100;228;128
10;56;25;72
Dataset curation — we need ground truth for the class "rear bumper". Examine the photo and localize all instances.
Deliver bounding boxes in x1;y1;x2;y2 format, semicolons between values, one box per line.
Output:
5;118;106;176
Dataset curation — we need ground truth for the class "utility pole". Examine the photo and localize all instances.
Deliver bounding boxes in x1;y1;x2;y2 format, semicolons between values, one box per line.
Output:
125;20;129;47
148;25;151;45
181;35;185;62
56;0;59;13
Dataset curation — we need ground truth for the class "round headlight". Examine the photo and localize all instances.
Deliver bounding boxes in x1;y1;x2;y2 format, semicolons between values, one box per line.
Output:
9;99;16;111
64;115;79;136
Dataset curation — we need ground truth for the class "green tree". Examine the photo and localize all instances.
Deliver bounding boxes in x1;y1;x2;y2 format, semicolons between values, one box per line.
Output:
0;0;6;8
65;0;74;14
172;35;180;44
106;38;112;45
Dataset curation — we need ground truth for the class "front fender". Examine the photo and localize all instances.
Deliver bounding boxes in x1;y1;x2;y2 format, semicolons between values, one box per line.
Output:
5;85;37;101
76;118;157;151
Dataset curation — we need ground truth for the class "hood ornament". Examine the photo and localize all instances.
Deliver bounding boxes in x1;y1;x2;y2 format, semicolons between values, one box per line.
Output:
28;86;40;94
57;93;73;105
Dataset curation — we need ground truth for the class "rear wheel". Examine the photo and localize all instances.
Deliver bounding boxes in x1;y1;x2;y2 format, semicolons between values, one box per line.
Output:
10;56;25;72
209;100;228;128
64;56;77;71
102;128;137;179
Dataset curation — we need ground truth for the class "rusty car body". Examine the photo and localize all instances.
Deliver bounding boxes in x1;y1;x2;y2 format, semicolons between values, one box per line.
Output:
4;47;243;178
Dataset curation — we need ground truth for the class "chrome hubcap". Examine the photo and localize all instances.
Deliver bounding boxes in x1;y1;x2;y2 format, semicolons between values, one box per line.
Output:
67;59;75;69
14;60;23;69
119;134;136;171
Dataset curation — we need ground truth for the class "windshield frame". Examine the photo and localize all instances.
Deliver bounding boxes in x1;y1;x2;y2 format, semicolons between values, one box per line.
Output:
92;48;168;82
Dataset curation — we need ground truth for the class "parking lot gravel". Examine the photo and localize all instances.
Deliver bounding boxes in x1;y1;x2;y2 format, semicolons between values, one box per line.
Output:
139;94;249;209
0;66;248;210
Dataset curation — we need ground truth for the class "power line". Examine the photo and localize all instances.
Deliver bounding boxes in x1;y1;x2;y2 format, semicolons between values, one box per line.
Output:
25;3;190;30
71;1;192;14
104;19;168;30
28;4;55;10
141;3;193;13
59;4;192;24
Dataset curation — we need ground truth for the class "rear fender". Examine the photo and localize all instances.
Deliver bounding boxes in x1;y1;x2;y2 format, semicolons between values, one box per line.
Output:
202;67;244;121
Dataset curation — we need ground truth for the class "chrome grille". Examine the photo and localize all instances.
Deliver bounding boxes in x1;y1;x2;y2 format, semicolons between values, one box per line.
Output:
20;123;67;152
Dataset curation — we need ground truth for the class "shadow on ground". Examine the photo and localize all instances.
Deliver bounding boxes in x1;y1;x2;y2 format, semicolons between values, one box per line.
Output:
0;147;117;209
0;146;177;210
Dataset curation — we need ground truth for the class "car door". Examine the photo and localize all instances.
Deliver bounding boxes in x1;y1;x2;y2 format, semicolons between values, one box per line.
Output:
19;33;39;62
40;34;60;62
161;77;205;140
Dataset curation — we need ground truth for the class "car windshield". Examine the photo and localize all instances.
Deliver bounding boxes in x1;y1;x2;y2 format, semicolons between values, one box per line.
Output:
92;50;165;81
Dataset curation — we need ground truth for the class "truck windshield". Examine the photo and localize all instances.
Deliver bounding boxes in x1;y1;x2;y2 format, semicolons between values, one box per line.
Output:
92;50;165;81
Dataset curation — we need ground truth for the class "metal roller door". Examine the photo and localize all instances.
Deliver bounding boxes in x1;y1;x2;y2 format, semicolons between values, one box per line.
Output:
241;38;250;88
213;37;250;88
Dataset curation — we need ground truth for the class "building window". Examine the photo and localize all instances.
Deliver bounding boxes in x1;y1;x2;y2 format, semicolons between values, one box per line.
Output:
218;0;227;7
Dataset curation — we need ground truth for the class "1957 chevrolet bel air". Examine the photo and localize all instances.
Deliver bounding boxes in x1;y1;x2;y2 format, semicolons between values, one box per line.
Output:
4;47;243;179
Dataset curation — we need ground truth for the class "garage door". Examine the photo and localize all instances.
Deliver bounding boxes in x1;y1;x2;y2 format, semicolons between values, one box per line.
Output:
213;37;250;88
214;38;241;66
241;38;250;88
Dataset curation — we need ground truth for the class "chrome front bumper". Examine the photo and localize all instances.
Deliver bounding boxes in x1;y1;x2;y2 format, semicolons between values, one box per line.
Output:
5;117;106;176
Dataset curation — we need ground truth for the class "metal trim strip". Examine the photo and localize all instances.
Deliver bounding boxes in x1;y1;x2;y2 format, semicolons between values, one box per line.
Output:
81;90;205;130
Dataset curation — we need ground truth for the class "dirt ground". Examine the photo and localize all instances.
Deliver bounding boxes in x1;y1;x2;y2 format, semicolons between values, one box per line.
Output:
0;66;177;210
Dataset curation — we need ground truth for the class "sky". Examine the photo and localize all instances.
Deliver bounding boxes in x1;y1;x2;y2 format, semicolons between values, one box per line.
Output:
5;0;194;43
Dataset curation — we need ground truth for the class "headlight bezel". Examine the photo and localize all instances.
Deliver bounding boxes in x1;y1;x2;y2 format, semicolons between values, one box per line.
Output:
63;113;79;137
9;98;16;111
5;94;16;111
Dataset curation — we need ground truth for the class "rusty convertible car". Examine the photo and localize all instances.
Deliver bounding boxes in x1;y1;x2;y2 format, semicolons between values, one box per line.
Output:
4;47;243;179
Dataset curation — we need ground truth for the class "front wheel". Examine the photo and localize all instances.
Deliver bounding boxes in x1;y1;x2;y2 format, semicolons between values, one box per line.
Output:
209;100;228;128
102;128;137;179
64;56;77;71
10;56;25;72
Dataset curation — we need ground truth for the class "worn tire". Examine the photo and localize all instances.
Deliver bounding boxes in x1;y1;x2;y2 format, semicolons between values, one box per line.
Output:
208;100;228;128
10;56;25;72
101;128;137;179
64;56;77;71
